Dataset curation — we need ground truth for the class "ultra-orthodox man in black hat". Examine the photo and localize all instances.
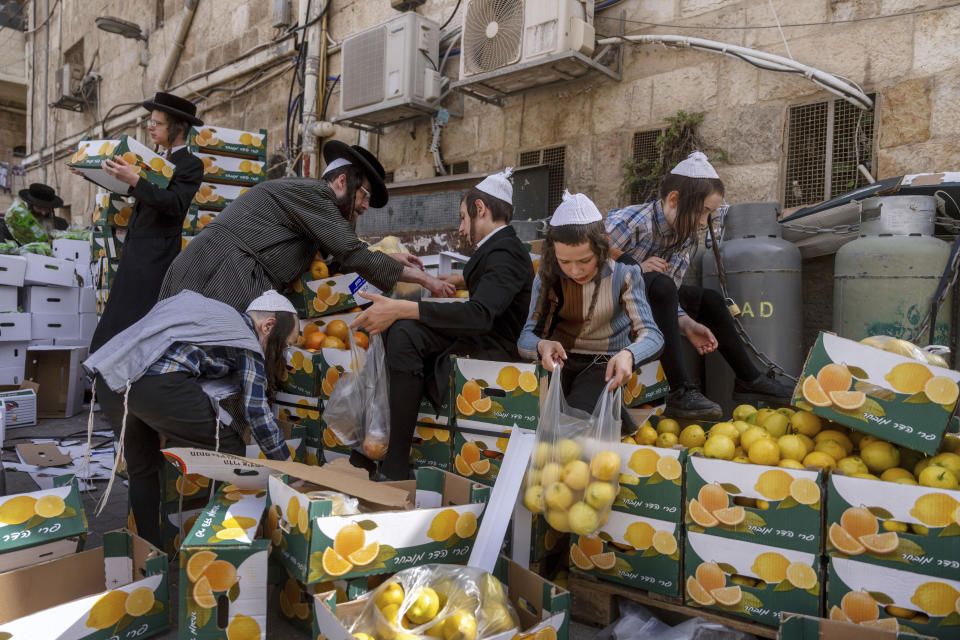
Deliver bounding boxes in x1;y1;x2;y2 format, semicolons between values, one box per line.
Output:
79;91;204;352
18;182;68;235
159;139;455;311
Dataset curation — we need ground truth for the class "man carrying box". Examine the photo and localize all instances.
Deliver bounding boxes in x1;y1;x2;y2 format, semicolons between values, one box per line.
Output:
351;169;534;480
159;140;454;311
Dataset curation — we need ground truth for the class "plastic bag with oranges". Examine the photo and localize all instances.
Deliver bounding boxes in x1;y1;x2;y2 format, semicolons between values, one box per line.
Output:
346;564;520;640
522;366;622;537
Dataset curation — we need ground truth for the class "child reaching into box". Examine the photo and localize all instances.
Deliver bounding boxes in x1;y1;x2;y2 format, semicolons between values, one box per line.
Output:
518;191;664;429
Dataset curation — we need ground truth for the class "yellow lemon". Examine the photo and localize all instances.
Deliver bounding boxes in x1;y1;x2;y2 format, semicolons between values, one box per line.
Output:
124;587;156;616
911;581;960;617
86;590;127;629
34;494;66;518
0;495;38;525
751;552;790;584
679;424;706;448
226;614;261;640
747;438;780;466
496;365;521;391
589;451;621;481
885;362;934;394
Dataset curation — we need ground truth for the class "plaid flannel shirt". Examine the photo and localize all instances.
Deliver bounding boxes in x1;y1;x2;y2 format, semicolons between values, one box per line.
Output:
146;315;289;460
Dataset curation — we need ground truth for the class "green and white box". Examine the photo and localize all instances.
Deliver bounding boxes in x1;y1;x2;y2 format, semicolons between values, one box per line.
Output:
288;273;375;318
0;476;87;572
624;360;669;407
192;182;250;211
452;423;525;485
452;358;544;431
68;136;174;192
613;443;685;522
189;126;267;161
197;153;265;185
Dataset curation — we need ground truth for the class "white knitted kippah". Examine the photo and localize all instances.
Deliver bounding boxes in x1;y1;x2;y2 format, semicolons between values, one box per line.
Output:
321;157;353;177
475;167;513;204
670;151;719;179
246;290;297;315
549;190;602;226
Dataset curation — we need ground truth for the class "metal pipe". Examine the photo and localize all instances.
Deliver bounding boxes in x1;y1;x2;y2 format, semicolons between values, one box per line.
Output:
315;3;329;164
300;0;324;178
41;0;49;182
161;0;200;90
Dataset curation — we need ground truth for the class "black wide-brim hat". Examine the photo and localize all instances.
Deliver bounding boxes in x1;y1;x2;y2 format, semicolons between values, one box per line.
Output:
19;183;63;209
142;91;203;127
322;140;388;208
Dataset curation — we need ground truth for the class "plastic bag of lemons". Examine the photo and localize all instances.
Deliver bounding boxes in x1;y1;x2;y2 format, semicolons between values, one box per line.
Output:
859;335;950;368
522;367;622;537
347;565;520;640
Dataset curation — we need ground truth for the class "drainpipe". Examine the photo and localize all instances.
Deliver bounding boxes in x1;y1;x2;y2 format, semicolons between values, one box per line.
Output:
315;4;329;161
300;0;324;178
161;0;200;90
41;0;49;182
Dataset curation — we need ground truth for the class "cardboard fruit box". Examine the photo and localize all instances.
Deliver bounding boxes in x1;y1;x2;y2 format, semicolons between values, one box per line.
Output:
624;360;669;407
68;136;174;193
183;205;219;235
510;508;570;566
451;422;525;485
827;556;960;639
612;442;685;522
411;420;453;471
572;510;682;597
197;153;265;185
794;333;960;454
452;358;545;431
243;420;308;464
179;504;270;640
288;273;375;318
685;530;821;626
277;565;385;634
269;466;489;584
192;182;249;211
318;418;351;463
312;555;570;640
188;126;267;161
93;192;134;228
272;391;321;433
827;472;960;580
685;455;824;554
0;530;169;640
779;612;937;640
0;476;87;573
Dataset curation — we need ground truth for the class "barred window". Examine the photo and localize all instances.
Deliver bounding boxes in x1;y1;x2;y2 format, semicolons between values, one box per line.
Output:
630;128;665;203
518;146;566;212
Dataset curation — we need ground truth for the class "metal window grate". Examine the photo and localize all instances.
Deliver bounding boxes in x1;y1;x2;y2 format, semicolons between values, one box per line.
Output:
438;160;470;177
631;129;664;203
519;147;566;212
518;150;541;166
383;171;394;183
784;96;876;207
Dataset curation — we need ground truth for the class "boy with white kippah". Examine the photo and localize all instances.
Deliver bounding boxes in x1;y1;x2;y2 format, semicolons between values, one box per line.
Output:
606;151;794;419
84;289;300;547
351;168;535;480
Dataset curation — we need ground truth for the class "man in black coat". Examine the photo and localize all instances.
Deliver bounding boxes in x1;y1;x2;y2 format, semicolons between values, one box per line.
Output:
351;169;535;480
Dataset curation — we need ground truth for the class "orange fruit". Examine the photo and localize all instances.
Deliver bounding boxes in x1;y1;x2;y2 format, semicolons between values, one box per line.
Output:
713;506;746;526
579;536;604;557
321;547;352;577
686;576;715;606
362;437;387;460
569;543;594;570
698;484;729;513
695;562;726;593
321;336;346;350
829;523;865;555
302;323;319;336
830;390;866;411
326;320;350;343
859;532;898;554
841;590;879;623
688;499;719;527
817;364;853;394
711;586;742;606
353;332;369;349
186;551;217;582
841;507;879;539
802;375;833;407
333;524;366;558
305;333;325;350
347;542;380;566
462;380;483;404
462;442;481;465
193;576;216;609
203;560;237;591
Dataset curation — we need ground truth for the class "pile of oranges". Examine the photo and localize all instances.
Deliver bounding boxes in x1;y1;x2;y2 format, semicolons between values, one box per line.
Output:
301;320;368;352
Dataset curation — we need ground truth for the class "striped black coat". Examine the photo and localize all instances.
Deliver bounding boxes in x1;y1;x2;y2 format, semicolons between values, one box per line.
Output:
159;178;403;311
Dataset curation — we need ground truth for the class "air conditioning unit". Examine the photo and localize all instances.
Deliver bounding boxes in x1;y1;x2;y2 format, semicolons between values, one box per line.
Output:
335;11;442;127
459;0;594;80
52;63;85;111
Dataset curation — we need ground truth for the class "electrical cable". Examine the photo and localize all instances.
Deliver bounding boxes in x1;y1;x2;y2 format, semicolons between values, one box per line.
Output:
439;0;463;31
320;74;340;122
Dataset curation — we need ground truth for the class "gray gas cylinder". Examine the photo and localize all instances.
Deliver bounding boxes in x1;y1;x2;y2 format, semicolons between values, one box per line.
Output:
834;195;951;343
702;203;804;413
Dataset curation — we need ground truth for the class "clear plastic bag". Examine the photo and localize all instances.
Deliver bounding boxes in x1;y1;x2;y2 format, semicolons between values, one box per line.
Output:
859;335;951;368
323;332;391;460
0;240;17;255
302;490;360;515
4;199;48;245
522;366;622;536
347;565;520;640
17;242;54;256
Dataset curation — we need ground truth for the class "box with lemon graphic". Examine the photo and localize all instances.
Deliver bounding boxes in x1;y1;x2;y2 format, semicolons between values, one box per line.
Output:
192;182;249;211
196;153;265;186
411;419;453;471
288;273;374;318
189;126;267;161
452;423;526;485
612;443;685;522
0;529;169;640
827;556;960;638
685;455;823;553
179;486;270;640
0;475;87;572
623;361;669;407
685;530;821;626
827;473;960;579
273;391;322;432
277;567;387;633
452;358;544;430
281;346;325;397
795;333;960;454
571;510;681;596
270;467;488;584
779;612;938;640
68;135;174;192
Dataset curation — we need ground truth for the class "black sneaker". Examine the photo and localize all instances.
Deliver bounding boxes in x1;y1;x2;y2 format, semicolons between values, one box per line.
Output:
665;386;723;420
733;374;796;405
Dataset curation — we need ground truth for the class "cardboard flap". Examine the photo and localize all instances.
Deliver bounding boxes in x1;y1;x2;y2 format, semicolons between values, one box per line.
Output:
17;442;72;467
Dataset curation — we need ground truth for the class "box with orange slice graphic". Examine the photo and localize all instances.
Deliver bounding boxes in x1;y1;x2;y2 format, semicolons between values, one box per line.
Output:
623;360;669;407
276;564;388;634
0;475;87;573
612;443;685;522
179;486;270;640
0;529;170;640
273;391;322;433
189;126;267;161
779;612;938;640
795;333;960;454
827;473;960;579
827;556;960;638
183;205;219;235
269;467;489;584
93;192;134;228
411;419;453;471
685;530;821;626
281;346;326;397
451;422;528;485
685;455;824;553
192;182;249;211
68;135;175;192
319;418;353;463
452;358;545;431
196;153;265;186
571;510;682;596
288;273;376;319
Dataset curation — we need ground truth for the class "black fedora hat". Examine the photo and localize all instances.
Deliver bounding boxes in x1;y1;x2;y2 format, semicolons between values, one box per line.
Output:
142;91;203;127
19;183;63;209
322;140;388;208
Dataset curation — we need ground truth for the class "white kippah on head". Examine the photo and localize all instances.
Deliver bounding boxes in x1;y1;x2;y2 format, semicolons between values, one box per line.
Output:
670;151;719;179
549;190;603;226
321;157;353;178
475;167;513;204
246;290;297;315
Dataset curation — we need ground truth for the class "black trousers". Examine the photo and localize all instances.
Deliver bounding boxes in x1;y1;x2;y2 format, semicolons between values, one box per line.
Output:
643;272;760;390
96;372;244;547
556;353;645;434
